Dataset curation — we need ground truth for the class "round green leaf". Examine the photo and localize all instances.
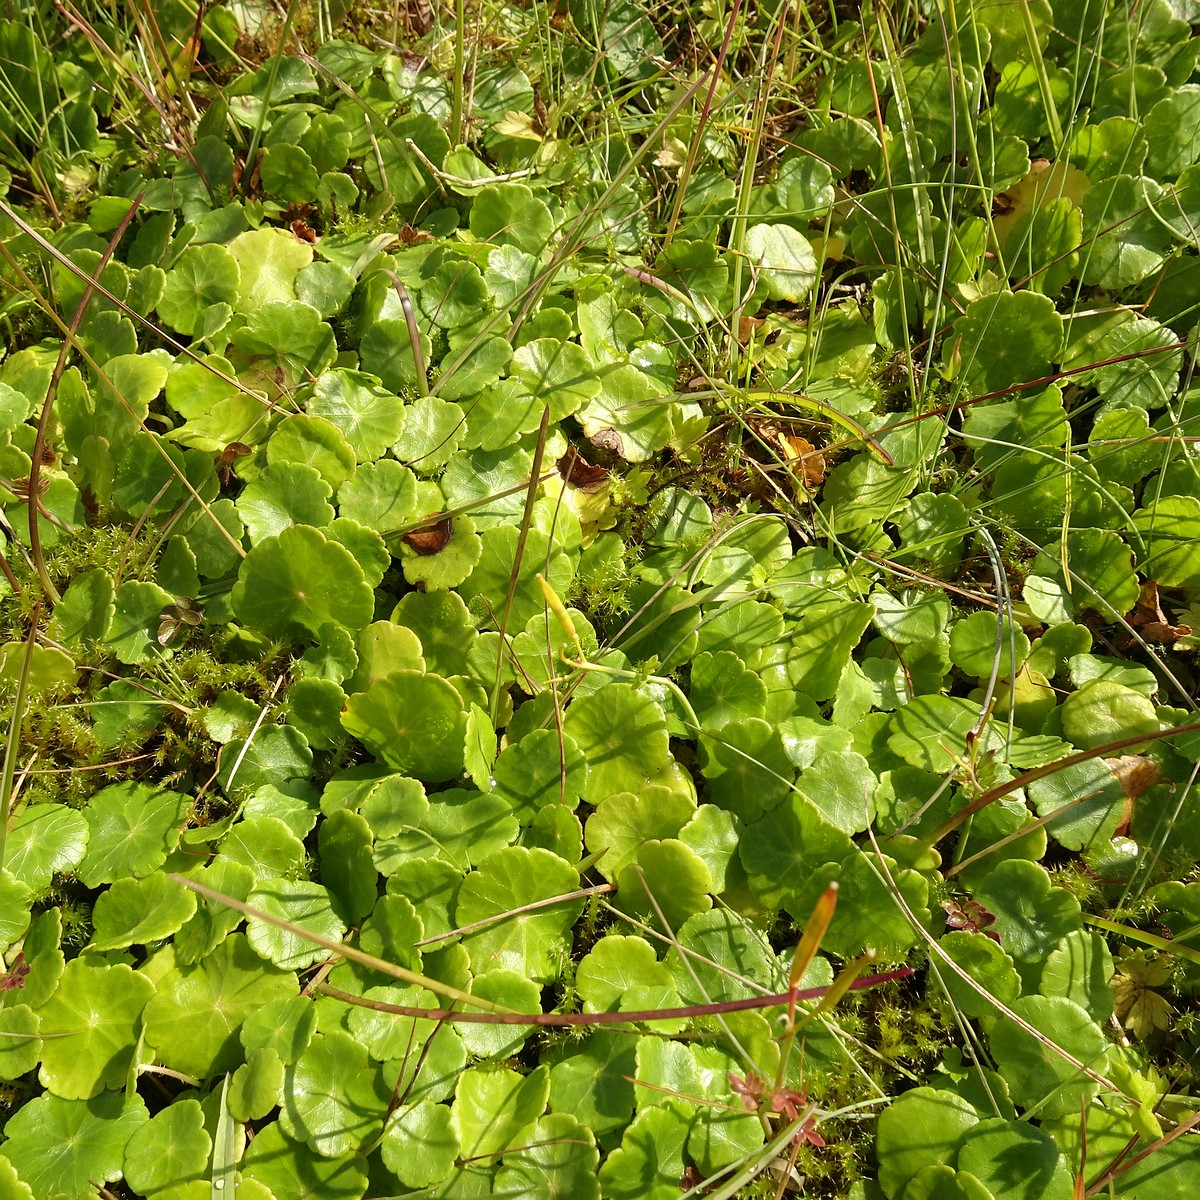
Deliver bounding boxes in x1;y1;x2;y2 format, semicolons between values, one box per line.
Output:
971;860;1082;964
106;579;176;665
457;847;584;982
310;368;406;461
948;290;1063;396
576;364;674;462
1027;760;1127;853
888;695;986;774
564;683;670;805
319;809;377;924
698;717;794;822
393;395;464;471
158;243;240;335
744;223;818;301
1042;930;1115;1022
228;227;314;310
0;1005;40;1081
494;1112;600;1200
1029;529;1140;620
38;957;154;1099
1132;495;1200;588
335;473;417;556
469;182;554;253
242;1121;369;1200
345;621;424;694
122;1098;211;1195
513;337;601;421
279;1029;389;1157
241;994;318;1064
875;1087;980;1198
900;1165;996;1200
616;838;713;930
3;804;88;892
937;930;1022;1020
1;1092;148;1199
458;969;542;1059
261;143;319;202
989;995;1108;1119
143;934;297;1079
229;1046;286;1121
689;651;768;731
739;794;853;911
0;642;73;696
949;611;1031;679
297;260;355;317
583;786;695;883
230;301;337;395
232;525;374;639
381;1099;460;1189
597;1103;689;1200
237;461;334;544
48;567;114;645
1060;680;1159;751
219;725;314;798
492;728;589;818
268;414;357;491
795;749;877;834
246;878;347;971
78;782;187;888
342;670;467;782
89;870;197;951
419;256;490;329
955;1118;1074;1200
872;588;952;645
360;317;432;392
0;870;30;953
451;1065;550;1160
400;513;483;590
1080;175;1171;289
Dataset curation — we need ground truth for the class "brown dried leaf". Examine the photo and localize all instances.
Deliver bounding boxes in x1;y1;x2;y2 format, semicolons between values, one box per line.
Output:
403;517;453;555
737;315;764;344
557;446;610;492
782;435;826;488
588;429;624;456
1132;582;1191;642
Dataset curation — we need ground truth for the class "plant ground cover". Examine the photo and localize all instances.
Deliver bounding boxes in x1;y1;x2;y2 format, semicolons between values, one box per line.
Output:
2;0;1200;1195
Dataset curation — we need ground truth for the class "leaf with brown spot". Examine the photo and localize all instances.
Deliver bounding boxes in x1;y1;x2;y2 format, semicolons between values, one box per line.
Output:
1105;754;1161;835
403;517;453;555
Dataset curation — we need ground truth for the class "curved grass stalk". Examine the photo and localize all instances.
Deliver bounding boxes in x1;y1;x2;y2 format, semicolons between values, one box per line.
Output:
921;717;1200;849
24;194;142;603
661;0;745;249
704;383;893;464
172;873;518;1014
240;0;300;197
490;406;551;723
1082;915;1200;970
317;969;912;1027
0;611;38;873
